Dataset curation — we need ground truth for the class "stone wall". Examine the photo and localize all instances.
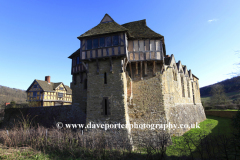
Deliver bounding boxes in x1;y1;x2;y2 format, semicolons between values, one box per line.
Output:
86;57;129;124
1;105;86;129
162;65;206;136
126;62;169;146
71;73;87;113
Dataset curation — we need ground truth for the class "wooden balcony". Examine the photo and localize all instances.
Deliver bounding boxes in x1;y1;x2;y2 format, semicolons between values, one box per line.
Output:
72;64;86;74
128;51;163;62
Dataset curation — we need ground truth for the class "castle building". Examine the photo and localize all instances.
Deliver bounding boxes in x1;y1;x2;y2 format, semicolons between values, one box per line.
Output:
68;14;206;145
26;76;72;107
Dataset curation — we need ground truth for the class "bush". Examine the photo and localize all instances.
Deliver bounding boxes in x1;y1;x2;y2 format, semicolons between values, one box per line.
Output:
204;107;212;110
214;105;227;110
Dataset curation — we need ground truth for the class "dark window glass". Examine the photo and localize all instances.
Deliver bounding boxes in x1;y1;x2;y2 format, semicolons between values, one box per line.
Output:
60;87;64;90
105;37;111;47
33;85;37;88
99;37;105;47
87;39;92;50
33;92;37;97
113;35;119;46
58;93;63;98
93;38;98;49
77;57;80;64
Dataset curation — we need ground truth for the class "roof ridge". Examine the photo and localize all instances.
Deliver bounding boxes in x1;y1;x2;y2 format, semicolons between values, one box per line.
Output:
121;19;146;26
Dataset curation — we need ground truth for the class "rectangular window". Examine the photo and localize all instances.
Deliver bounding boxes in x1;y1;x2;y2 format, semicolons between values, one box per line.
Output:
105;98;108;115
33;92;37;97
104;72;107;84
93;38;98;49
58;92;63;98
87;39;92;50
112;35;119;46
59;87;64;90
77;56;80;64
105;36;111;47
33;85;37;88
84;79;87;89
99;37;105;47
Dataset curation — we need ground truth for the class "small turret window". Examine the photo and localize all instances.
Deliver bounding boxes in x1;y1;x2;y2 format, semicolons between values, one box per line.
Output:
104;72;107;84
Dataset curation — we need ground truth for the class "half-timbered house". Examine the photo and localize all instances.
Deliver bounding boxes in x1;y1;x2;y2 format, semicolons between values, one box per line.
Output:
26;76;72;107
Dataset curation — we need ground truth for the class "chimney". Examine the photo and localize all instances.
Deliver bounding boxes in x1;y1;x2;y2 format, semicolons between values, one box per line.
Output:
45;76;50;83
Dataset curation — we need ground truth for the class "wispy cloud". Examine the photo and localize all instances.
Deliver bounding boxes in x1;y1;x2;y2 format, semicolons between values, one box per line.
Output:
208;19;218;23
234;50;240;54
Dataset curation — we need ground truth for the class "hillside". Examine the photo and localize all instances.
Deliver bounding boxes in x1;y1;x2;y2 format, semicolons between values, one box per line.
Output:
0;85;27;107
200;76;240;97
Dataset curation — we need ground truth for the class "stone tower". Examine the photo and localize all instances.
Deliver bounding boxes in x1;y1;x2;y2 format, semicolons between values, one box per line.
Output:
68;14;206;146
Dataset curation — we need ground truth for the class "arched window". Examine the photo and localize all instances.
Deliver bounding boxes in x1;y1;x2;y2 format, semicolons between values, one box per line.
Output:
187;80;190;98
181;76;185;97
173;65;177;81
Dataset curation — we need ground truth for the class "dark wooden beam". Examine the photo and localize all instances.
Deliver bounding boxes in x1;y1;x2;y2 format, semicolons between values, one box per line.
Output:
80;72;83;83
140;61;143;80
136;62;138;75
153;61;156;76
144;61;147;76
110;57;113;73
129;63;132;78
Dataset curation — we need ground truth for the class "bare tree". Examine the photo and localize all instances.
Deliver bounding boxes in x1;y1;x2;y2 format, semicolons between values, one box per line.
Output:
210;84;229;105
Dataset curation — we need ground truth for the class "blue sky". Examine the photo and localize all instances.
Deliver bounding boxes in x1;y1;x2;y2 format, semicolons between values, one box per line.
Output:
0;0;240;90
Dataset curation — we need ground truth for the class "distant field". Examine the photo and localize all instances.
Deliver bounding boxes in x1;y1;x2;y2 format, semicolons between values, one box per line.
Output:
201;90;240;105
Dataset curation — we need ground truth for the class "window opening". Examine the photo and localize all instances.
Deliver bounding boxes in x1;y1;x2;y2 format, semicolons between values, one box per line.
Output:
87;39;92;50
104;72;107;84
93;38;98;49
105;98;108;115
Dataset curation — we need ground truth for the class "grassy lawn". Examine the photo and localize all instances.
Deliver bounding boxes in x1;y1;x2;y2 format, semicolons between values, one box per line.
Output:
166;115;236;158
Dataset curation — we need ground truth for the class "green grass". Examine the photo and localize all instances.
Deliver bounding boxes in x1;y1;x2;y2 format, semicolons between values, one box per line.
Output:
166;115;236;157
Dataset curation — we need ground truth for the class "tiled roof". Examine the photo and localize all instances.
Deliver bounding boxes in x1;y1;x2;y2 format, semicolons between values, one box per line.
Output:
122;19;163;39
33;80;72;94
68;48;80;59
77;21;128;39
